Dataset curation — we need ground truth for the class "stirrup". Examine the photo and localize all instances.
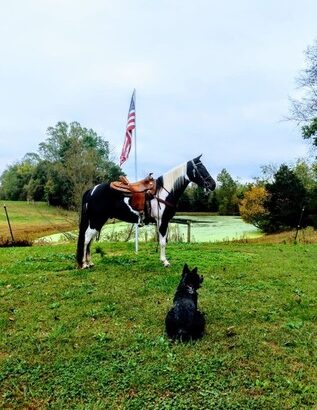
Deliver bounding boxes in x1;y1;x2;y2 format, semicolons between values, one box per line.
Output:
138;211;145;227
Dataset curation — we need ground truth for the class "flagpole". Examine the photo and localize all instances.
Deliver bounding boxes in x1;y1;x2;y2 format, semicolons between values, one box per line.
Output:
133;89;139;254
119;89;138;253
134;89;137;181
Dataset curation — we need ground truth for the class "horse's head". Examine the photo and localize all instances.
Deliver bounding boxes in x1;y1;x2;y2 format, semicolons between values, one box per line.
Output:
187;155;216;191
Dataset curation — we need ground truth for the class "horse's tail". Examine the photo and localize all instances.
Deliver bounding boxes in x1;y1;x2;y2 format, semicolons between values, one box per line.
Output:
76;190;90;268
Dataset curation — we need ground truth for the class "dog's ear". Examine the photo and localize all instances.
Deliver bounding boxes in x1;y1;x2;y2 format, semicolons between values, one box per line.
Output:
182;263;189;276
192;267;198;275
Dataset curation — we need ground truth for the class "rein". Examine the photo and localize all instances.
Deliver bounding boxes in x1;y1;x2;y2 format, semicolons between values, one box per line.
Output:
154;186;175;209
153;185;175;253
155;196;175;209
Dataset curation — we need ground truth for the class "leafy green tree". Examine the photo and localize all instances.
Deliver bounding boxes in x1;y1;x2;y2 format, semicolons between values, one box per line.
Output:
302;118;317;147
39;121;121;209
0;121;122;209
25;160;50;202
216;169;239;215
292;160;317;227
190;185;209;211
0;160;35;200
307;186;317;227
264;165;307;232
177;184;218;212
207;191;218;212
292;159;316;191
177;189;191;211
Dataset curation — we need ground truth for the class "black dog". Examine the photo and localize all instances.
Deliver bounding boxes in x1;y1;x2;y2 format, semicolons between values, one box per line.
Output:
165;264;205;342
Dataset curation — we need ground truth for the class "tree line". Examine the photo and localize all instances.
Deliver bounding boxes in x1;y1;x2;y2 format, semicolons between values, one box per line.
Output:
239;161;317;232
1;121;316;234
178;161;317;233
1;39;317;232
0;121;243;215
0;122;122;210
180;38;317;232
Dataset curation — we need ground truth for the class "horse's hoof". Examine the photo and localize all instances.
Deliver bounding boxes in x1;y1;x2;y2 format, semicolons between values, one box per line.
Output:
162;261;170;267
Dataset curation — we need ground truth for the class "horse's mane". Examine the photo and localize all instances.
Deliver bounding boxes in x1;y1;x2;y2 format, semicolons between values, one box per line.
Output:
161;162;187;192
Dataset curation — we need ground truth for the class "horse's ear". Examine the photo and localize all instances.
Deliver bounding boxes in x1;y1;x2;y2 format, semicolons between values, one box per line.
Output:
194;154;202;162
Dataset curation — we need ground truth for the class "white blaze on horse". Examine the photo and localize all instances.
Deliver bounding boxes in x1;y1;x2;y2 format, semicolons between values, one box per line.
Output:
76;155;216;268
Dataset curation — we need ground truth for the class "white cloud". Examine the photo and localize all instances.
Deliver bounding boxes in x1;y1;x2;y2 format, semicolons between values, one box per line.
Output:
0;0;316;182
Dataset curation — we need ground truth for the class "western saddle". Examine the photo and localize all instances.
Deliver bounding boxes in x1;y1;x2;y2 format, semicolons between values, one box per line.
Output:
110;174;156;215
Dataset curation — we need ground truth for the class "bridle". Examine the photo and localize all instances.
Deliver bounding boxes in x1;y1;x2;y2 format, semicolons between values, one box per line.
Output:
154;160;213;210
191;160;214;190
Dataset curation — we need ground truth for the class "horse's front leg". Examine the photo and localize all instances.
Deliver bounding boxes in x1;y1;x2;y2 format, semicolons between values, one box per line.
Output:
158;232;170;267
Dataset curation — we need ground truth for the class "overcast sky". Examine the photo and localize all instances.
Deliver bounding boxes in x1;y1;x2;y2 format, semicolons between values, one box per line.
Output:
0;1;316;183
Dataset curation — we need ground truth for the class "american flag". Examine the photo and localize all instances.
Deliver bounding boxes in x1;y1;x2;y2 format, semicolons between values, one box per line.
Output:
120;90;136;166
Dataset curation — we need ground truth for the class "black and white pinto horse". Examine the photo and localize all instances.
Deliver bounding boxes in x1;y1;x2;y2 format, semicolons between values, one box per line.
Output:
76;155;216;268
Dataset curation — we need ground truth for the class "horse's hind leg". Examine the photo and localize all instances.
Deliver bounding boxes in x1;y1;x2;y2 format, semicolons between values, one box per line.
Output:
83;226;99;268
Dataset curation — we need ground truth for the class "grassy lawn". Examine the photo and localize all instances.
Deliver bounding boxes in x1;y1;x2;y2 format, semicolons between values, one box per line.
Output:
0;241;316;409
0;201;77;242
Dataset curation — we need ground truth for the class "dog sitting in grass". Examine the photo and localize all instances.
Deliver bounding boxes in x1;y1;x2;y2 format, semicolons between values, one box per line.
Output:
165;264;205;342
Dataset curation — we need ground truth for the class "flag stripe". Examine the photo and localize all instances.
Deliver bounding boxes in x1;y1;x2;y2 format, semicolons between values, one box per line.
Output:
120;91;136;166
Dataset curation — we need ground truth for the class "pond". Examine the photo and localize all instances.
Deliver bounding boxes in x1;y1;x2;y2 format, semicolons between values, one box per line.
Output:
37;215;263;244
170;215;262;242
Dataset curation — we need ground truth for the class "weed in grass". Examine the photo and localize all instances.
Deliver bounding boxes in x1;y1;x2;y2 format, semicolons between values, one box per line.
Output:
0;237;32;247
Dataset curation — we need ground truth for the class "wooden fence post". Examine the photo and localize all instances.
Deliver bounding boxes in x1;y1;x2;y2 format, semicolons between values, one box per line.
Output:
187;220;191;243
295;205;305;241
4;205;15;243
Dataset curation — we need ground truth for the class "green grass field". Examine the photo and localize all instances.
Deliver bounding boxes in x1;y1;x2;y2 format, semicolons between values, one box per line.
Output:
0;241;316;409
0;201;77;242
1;201;316;246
